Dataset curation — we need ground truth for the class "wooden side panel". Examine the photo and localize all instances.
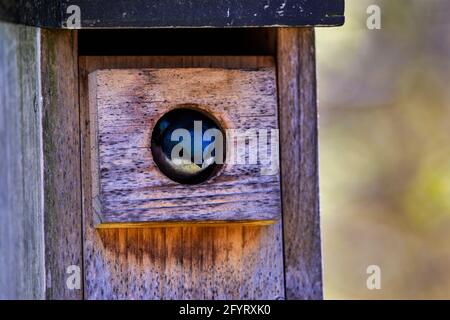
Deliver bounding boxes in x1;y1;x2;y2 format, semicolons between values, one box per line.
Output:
80;56;285;299
0;22;44;299
277;28;323;299
40;29;82;299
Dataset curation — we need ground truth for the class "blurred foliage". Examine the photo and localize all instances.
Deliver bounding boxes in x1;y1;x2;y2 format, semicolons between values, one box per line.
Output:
317;0;450;299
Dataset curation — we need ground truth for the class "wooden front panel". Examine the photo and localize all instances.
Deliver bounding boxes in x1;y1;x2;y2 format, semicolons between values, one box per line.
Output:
80;56;285;299
89;67;281;226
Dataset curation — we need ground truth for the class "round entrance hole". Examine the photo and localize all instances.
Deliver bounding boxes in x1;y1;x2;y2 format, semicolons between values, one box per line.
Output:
150;107;225;184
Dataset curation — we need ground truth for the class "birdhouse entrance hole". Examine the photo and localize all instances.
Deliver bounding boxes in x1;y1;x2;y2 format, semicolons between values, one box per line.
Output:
151;107;225;185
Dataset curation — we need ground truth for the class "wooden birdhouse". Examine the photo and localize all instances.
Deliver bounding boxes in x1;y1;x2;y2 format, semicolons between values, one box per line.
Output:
0;0;344;299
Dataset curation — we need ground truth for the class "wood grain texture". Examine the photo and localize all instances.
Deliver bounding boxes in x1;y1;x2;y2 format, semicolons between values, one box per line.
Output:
89;68;281;225
0;22;45;299
277;28;323;299
80;56;285;299
40;29;82;299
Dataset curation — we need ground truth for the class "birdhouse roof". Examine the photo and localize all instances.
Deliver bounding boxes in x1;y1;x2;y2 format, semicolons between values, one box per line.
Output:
0;0;344;28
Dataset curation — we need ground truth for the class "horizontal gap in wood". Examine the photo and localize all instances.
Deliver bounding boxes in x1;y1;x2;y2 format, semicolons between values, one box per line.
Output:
79;29;276;56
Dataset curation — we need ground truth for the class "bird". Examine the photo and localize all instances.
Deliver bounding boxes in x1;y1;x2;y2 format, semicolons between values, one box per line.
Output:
151;107;223;184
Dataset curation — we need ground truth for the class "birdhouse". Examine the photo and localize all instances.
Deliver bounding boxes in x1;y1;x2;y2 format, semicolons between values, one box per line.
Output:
0;0;344;300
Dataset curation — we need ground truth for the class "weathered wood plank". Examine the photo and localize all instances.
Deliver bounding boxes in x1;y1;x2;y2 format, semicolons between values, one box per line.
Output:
89;67;281;225
40;29;82;299
0;22;44;299
277;28;323;299
80;56;285;299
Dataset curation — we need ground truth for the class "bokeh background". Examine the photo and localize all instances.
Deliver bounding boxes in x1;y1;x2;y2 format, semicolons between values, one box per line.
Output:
317;0;450;299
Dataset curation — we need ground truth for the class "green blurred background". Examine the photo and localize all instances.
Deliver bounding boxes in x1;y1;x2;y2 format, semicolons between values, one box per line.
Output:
317;0;450;299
